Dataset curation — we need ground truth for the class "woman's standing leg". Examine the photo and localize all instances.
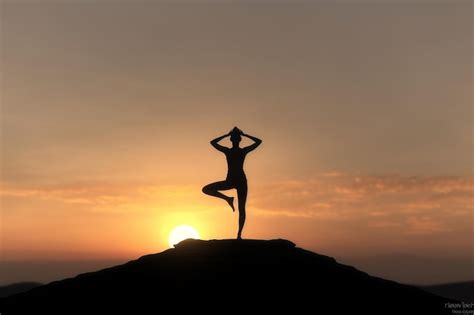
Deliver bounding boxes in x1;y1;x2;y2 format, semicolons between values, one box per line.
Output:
236;182;248;239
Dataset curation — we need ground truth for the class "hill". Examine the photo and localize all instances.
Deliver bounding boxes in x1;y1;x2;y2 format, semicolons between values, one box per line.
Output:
0;239;454;314
0;283;43;298
420;281;474;302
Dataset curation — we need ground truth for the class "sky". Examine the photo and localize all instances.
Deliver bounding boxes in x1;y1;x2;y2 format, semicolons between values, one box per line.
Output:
0;1;472;285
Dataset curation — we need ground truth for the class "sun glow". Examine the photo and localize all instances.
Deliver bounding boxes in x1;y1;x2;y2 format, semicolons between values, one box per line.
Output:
168;225;200;248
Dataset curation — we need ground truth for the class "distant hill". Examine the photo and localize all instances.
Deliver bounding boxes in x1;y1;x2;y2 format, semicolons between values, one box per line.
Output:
0;239;454;314
0;283;43;298
420;281;474;302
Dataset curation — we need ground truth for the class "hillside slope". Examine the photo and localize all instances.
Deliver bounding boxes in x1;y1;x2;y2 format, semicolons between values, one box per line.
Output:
0;239;453;314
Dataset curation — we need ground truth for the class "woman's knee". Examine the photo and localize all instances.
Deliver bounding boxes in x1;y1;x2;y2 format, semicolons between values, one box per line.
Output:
203;183;219;195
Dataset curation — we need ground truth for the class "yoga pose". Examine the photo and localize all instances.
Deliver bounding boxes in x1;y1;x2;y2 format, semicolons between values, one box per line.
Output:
202;127;262;239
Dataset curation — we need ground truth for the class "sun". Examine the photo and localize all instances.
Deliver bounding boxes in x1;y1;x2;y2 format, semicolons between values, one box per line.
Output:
168;225;200;248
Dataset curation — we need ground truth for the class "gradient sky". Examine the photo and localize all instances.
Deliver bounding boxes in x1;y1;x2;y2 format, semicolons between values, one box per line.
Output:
1;1;472;285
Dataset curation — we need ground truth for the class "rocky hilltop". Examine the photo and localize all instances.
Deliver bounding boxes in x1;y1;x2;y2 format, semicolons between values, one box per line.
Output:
0;239;453;314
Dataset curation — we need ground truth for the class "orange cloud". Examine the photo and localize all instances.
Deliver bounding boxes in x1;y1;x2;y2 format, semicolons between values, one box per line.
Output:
250;174;473;235
1;174;472;236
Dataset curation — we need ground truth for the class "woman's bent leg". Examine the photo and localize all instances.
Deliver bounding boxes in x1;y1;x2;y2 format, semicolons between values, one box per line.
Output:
202;181;235;211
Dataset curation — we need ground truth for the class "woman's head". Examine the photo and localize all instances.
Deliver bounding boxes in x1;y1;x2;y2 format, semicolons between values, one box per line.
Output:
230;127;242;145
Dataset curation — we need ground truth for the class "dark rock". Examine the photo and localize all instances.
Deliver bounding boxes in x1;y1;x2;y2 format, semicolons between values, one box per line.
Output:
0;239;454;314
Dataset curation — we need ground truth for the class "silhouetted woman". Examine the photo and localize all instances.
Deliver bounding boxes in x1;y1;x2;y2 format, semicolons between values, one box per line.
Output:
202;127;262;240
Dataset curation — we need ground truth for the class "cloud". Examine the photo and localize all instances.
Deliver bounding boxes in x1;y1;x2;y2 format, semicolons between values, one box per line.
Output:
0;183;131;205
1;174;472;235
405;216;448;235
249;174;473;235
0;182;205;213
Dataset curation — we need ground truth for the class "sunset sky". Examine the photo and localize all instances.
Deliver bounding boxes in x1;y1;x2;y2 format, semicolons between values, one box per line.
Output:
1;1;472;285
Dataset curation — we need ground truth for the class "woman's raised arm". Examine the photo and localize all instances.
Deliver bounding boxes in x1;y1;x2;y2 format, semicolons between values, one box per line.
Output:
242;132;262;153
210;132;230;152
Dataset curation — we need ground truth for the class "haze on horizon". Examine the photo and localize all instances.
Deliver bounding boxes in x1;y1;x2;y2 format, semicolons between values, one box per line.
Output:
0;1;472;285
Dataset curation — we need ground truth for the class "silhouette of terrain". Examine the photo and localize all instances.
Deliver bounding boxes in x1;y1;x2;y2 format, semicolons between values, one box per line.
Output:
0;283;43;298
0;239;454;314
419;281;474;302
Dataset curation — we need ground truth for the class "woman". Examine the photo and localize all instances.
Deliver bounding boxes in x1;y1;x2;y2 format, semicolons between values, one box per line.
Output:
202;127;262;239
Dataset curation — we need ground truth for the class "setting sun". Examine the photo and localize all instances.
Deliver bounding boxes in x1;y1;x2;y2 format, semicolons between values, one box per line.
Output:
168;225;200;248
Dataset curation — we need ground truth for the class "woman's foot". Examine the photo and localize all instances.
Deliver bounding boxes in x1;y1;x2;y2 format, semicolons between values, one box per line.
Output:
226;196;235;212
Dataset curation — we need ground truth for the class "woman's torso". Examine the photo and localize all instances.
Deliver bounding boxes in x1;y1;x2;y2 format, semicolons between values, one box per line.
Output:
225;148;247;182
